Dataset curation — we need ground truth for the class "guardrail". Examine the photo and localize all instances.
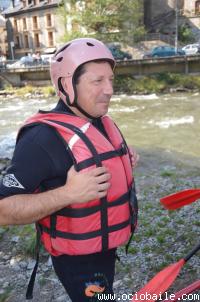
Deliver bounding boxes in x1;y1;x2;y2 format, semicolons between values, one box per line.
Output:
0;55;200;87
115;55;200;76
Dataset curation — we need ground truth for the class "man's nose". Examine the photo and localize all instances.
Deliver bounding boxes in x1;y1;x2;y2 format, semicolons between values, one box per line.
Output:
103;80;113;95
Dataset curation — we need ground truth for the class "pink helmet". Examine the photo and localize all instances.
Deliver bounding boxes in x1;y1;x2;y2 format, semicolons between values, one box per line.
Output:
50;38;115;106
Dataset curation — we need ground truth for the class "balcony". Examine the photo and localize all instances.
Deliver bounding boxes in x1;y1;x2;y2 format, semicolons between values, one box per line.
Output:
32;27;40;32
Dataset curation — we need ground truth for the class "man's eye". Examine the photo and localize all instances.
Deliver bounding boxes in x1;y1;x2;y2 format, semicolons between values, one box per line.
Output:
94;79;102;84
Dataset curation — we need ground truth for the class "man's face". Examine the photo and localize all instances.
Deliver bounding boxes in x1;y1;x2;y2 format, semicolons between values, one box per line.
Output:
75;61;114;118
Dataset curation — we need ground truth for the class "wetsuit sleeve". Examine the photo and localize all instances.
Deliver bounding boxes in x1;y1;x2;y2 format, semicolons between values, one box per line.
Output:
0;125;72;198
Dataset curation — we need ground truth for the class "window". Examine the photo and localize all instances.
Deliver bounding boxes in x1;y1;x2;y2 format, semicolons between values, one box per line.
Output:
195;1;200;14
33;16;38;29
72;21;79;31
24;34;29;48
14;19;18;31
46;14;52;27
15;36;20;48
48;31;54;46
34;33;40;47
23;18;27;30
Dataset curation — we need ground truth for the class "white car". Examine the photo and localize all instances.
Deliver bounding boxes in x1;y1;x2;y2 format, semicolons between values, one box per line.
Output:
7;56;34;68
41;53;54;63
182;44;200;55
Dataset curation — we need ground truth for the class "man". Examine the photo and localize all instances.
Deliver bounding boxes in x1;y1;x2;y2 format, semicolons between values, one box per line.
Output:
0;38;138;301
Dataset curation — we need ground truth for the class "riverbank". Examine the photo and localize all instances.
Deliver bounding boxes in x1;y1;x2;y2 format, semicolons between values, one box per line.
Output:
0;148;199;302
114;73;200;95
0;73;200;97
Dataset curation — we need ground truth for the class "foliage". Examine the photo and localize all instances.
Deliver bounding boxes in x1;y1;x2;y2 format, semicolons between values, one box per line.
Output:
114;73;200;94
178;24;195;44
42;86;56;97
4;85;56;97
56;0;145;44
0;288;12;302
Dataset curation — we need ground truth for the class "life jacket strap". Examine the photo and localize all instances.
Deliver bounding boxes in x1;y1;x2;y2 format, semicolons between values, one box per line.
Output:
125;184;138;254
54;191;129;217
26;224;41;300
76;143;127;171
40;219;130;240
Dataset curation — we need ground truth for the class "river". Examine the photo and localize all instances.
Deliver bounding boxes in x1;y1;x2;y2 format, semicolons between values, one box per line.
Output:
0;92;199;161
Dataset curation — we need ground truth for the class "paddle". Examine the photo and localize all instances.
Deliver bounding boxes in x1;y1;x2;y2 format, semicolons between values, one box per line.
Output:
131;242;200;302
161;279;200;302
160;188;200;210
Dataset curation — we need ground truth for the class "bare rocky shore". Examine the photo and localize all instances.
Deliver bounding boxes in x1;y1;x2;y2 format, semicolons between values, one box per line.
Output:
0;148;200;302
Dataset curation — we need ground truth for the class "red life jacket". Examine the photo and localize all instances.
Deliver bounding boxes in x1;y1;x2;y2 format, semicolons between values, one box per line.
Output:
24;111;138;256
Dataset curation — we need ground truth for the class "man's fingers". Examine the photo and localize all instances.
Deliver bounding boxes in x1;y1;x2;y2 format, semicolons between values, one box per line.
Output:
96;172;111;184
98;182;110;192
90;166;108;176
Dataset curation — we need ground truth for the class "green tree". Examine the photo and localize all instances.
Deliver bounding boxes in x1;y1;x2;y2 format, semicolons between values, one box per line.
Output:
57;0;145;45
178;24;195;44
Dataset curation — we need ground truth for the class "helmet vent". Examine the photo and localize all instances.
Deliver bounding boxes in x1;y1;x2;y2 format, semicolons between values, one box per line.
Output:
86;42;94;47
56;43;71;55
57;57;63;62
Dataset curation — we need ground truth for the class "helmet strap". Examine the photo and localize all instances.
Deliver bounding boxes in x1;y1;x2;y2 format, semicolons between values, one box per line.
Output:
72;77;98;120
73;101;97;120
59;77;101;120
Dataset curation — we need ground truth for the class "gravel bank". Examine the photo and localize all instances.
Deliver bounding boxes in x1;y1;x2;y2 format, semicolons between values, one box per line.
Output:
0;148;199;302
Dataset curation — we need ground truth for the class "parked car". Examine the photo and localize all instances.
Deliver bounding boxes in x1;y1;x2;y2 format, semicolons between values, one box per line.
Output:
182;43;200;55
107;44;132;61
7;54;50;68
7;55;35;68
41;53;54;64
143;46;185;59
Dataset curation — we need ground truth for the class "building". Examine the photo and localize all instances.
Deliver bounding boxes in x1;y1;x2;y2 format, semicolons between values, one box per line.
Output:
3;0;200;60
182;0;200;40
3;0;65;59
144;0;200;41
0;14;7;57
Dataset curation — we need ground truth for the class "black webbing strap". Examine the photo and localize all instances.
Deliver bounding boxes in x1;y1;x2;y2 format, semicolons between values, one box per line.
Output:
26;225;41;300
46;119;109;251
55;191;129;217
50;214;57;238
40;219;130;240
76;145;127;171
125;184;138;254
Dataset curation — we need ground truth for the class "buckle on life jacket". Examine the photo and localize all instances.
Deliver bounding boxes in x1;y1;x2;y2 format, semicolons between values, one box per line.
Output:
117;143;128;156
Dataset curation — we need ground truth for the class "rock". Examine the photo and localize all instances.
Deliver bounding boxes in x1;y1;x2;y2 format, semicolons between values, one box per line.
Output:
11;236;20;243
19;261;27;269
27;259;36;270
3;281;10;288
113;279;122;288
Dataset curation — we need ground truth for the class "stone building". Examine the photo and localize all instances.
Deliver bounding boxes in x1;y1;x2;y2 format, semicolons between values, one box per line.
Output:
3;0;200;59
144;0;200;41
3;0;65;59
0;14;7;57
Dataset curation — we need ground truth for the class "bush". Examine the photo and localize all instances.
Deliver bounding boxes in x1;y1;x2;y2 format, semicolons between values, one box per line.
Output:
114;73;200;94
178;24;195;43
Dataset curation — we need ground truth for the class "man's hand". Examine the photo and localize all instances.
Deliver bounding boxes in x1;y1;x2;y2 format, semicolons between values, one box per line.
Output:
64;166;111;204
128;146;139;168
0;166;111;225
